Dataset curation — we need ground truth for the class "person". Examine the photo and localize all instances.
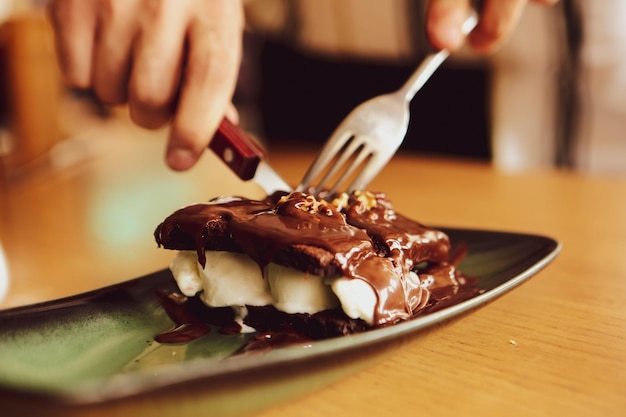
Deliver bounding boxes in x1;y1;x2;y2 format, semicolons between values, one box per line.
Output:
47;0;558;172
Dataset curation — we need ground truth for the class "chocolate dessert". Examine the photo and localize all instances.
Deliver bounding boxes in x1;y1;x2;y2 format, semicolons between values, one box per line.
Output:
154;191;476;342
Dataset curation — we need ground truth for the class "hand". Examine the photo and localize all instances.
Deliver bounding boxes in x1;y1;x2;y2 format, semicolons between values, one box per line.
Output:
48;0;244;171
426;0;559;53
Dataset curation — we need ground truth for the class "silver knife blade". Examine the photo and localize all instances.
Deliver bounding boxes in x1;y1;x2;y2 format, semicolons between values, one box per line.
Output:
209;118;292;194
253;160;292;194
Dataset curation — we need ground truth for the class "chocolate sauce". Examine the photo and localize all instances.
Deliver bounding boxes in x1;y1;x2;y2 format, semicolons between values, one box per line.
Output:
154;290;212;343
154;191;480;330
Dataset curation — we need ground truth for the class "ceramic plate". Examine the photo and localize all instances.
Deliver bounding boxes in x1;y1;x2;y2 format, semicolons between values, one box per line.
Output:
0;228;560;413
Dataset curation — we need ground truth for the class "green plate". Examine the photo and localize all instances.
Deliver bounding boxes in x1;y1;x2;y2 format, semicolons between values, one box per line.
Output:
0;228;560;416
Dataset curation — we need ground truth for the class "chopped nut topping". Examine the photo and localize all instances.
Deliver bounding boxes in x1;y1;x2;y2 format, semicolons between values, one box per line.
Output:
330;193;349;211
278;192;336;216
353;190;378;210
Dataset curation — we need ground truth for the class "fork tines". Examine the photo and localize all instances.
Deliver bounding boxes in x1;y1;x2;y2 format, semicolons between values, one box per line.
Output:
298;133;376;196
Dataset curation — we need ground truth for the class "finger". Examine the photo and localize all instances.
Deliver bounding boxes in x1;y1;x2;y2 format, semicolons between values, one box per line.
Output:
91;0;140;105
166;1;243;171
224;102;239;124
47;0;97;89
128;2;187;129
426;0;472;51
468;0;528;53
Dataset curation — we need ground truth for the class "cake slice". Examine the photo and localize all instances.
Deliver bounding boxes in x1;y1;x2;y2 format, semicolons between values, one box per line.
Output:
154;190;467;338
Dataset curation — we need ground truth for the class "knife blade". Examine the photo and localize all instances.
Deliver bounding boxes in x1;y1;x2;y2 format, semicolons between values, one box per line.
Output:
209;118;292;194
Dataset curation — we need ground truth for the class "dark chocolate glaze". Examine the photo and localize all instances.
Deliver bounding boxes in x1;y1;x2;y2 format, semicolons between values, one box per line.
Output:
154;191;472;328
154;290;212;343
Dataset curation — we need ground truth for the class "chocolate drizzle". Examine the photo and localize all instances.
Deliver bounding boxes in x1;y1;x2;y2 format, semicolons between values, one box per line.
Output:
153;290;212;344
154;191;470;328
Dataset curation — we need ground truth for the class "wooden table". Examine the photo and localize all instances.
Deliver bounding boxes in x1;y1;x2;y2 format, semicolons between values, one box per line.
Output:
1;118;625;416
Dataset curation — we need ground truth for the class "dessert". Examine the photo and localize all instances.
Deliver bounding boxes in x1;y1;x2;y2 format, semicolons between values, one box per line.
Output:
154;190;476;342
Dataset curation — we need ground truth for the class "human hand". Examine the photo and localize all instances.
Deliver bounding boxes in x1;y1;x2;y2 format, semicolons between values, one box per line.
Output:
48;0;244;171
426;0;559;53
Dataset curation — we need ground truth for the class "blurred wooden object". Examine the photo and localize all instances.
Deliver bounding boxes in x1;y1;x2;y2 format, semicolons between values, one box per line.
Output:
0;13;63;180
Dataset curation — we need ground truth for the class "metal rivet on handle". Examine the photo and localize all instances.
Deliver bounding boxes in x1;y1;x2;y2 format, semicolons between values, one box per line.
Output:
223;147;234;163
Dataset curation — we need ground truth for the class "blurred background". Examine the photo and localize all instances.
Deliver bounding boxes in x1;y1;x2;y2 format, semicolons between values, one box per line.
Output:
241;0;626;175
0;0;625;182
0;0;625;307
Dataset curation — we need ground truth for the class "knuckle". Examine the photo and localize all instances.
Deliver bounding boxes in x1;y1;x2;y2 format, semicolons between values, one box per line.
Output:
187;23;241;86
129;76;175;111
189;49;235;87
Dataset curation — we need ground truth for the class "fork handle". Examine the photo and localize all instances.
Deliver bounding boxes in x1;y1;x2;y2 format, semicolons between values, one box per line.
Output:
208;118;266;181
399;50;450;101
398;9;479;101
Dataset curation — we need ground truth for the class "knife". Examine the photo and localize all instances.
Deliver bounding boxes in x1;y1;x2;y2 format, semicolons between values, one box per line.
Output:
208;118;292;194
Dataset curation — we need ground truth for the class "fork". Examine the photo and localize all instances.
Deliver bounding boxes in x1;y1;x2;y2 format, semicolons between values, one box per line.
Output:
297;11;478;195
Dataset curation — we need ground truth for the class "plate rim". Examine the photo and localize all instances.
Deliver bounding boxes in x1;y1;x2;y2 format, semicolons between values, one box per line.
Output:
0;227;561;404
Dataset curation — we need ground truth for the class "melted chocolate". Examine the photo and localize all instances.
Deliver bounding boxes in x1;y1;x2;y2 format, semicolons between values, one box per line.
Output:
154;291;212;343
152;191;483;346
155;191;459;326
154;191;481;334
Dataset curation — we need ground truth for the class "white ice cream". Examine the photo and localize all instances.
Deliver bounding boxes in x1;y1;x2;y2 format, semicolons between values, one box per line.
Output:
265;262;339;314
169;250;379;328
330;277;377;323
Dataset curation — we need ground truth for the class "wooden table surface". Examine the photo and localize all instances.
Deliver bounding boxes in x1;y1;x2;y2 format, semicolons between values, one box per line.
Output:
1;119;625;416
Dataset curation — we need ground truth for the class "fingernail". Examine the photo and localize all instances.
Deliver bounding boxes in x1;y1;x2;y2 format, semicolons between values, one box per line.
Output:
166;147;196;171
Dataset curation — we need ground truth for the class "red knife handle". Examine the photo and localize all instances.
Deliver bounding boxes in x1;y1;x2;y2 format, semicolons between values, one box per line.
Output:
209;118;266;181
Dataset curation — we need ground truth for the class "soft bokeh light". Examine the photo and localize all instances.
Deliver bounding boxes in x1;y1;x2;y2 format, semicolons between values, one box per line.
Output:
88;176;190;249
